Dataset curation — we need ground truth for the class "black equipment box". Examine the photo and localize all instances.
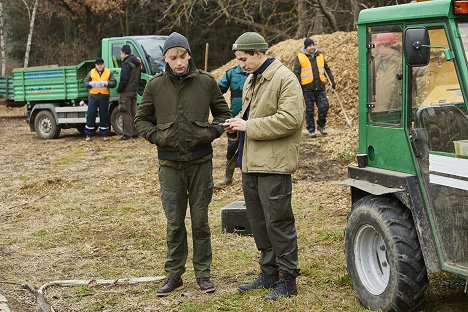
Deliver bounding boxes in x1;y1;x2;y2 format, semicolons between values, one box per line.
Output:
221;201;252;235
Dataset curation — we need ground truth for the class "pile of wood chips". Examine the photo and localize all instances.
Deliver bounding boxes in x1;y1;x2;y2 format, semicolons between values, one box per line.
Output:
211;31;359;129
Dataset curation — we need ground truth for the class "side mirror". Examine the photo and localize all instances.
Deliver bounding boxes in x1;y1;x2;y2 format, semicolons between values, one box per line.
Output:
404;27;430;67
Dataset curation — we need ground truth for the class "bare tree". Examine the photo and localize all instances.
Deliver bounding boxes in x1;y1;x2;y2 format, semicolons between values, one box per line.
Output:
22;0;39;68
316;0;338;32
295;0;308;38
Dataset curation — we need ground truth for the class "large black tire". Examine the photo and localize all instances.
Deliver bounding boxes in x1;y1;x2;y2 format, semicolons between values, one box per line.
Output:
345;195;429;312
34;110;61;139
110;107;123;135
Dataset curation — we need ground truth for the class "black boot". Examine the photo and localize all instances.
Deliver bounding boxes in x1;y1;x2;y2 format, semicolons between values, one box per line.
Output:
264;271;297;301
239;272;278;292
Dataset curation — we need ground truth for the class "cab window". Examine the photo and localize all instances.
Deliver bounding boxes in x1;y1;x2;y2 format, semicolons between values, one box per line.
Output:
111;43;147;74
412;28;463;108
368;26;403;126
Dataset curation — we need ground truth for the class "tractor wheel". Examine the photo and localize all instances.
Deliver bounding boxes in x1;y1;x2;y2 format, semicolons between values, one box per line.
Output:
110;108;123;135
34;110;61;139
345;195;429;312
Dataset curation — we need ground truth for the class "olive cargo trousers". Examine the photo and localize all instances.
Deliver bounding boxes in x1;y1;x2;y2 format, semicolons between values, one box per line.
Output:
158;160;214;279
118;90;139;137
242;173;300;277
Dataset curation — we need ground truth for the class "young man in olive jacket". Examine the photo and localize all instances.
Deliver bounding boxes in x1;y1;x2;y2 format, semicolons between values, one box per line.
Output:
135;32;231;297
223;32;305;301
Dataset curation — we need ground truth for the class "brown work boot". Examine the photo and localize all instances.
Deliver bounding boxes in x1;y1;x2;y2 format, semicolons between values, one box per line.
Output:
196;277;215;293
157;277;183;297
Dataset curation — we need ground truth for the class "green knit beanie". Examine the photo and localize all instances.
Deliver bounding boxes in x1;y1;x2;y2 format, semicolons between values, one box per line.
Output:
232;32;269;52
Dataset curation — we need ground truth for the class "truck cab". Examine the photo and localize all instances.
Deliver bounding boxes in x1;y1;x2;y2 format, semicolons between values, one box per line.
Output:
6;35;167;139
100;35;167;135
343;0;468;311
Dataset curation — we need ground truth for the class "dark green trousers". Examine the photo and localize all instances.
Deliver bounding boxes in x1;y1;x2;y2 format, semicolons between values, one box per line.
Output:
242;173;300;277
158;160;213;279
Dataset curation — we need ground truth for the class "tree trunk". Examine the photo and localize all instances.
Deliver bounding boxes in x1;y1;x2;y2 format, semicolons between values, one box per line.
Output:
0;0;5;76
295;0;308;39
351;0;359;30
24;0;39;68
316;0;339;32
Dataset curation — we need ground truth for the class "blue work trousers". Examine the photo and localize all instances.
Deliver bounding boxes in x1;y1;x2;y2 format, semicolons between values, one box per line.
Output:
304;90;329;132
85;97;109;136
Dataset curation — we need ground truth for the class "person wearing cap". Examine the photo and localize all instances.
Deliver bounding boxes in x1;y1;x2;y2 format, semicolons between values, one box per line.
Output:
83;57;116;141
214;64;249;187
373;32;404;112
223;32;304;301
117;44;141;140
135;32;230;297
293;37;335;138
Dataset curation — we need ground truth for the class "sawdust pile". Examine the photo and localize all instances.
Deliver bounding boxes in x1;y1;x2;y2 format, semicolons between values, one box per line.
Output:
211;31;359;129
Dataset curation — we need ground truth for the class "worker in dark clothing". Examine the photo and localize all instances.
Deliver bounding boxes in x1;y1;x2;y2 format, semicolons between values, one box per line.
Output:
135;32;231;297
293;37;335;138
117;44;141;140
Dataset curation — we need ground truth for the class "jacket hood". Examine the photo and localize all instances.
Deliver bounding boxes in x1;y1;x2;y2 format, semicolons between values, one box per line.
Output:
300;47;320;57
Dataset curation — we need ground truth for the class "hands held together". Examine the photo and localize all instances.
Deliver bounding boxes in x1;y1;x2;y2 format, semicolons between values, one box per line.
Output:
89;81;108;88
221;117;246;133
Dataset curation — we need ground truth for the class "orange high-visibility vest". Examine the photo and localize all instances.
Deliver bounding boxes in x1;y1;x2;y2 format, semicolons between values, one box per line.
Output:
89;68;111;95
297;52;327;85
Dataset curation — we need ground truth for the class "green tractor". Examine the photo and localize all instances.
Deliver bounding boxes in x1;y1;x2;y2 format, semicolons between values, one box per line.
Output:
342;0;467;311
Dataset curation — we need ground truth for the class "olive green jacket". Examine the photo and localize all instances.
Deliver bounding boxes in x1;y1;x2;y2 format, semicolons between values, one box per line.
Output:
135;60;231;162
238;59;305;174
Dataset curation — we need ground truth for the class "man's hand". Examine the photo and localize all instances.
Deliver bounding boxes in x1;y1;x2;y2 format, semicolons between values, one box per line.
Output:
89;81;97;88
222;117;247;133
331;82;337;90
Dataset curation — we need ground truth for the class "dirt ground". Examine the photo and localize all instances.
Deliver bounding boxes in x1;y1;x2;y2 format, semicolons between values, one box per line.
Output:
0;106;466;311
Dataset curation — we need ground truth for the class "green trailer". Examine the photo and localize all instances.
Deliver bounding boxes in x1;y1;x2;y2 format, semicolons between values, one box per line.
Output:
0;35;167;139
342;0;468;311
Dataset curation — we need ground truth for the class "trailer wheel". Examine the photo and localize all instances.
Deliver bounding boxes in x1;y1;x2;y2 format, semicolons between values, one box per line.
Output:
34;110;61;139
110;108;123;135
345;195;429;312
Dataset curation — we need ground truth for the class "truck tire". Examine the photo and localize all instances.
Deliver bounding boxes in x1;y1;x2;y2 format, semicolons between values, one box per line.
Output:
34;110;61;139
110;108;123;135
76;125;85;135
345;195;429;312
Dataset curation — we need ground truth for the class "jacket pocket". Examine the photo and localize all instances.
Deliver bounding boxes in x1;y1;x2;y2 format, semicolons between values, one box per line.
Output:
190;121;215;148
155;121;175;147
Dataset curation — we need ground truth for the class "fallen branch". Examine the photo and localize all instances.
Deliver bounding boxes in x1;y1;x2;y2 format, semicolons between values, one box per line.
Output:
22;284;54;312
3;276;166;312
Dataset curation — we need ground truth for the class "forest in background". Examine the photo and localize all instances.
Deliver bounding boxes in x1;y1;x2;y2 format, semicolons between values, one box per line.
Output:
1;0;412;73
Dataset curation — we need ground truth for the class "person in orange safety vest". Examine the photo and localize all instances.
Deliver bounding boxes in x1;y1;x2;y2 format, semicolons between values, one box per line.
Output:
83;57;116;141
293;38;335;138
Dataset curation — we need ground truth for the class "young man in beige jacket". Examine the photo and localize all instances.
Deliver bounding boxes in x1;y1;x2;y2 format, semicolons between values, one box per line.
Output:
223;32;305;301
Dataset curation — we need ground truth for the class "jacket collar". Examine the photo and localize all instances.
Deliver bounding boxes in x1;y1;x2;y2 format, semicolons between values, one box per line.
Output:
247;58;281;84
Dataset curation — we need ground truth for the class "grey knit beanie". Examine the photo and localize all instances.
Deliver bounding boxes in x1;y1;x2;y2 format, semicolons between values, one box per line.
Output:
232;32;269;52
163;32;192;55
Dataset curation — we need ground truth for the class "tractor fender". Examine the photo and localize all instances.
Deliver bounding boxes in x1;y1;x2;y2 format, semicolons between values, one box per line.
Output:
342;165;441;274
